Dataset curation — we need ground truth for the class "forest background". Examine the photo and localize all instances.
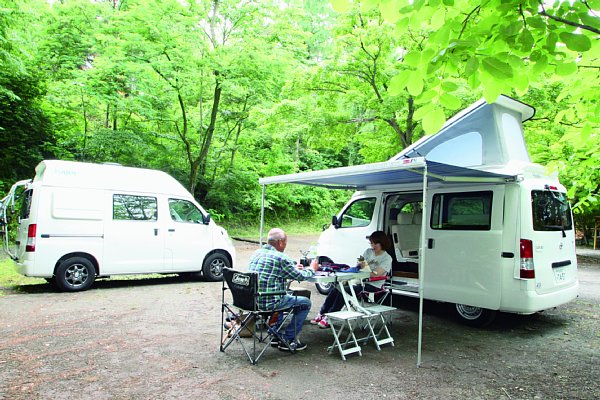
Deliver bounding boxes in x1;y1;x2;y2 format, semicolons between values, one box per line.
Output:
0;0;598;238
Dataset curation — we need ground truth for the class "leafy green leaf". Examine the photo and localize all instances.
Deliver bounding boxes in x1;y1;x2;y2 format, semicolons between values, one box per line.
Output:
441;81;458;92
422;106;446;134
404;51;421;67
388;71;411;96
559;32;592;52
481;57;513;79
413;103;435;121
532;55;548;74
406;73;424;96
440;93;461;109
556;62;578;76
481;74;503;103
526;16;546;29
464;57;479;76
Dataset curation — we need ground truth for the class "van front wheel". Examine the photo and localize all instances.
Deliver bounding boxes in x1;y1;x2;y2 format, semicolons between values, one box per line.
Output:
55;257;96;292
203;253;230;282
454;304;497;327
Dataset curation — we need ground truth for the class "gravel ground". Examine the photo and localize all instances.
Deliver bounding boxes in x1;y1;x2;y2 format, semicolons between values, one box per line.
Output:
0;236;598;400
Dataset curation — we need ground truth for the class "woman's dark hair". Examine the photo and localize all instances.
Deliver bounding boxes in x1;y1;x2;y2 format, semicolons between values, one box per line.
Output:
369;230;391;251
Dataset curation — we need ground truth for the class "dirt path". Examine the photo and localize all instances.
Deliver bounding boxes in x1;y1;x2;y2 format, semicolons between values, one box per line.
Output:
0;239;598;400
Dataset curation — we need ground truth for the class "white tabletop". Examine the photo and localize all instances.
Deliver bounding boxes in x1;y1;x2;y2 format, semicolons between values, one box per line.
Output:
307;271;370;283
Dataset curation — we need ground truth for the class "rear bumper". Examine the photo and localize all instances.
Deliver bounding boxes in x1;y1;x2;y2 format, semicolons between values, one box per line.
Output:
500;280;579;314
16;259;44;277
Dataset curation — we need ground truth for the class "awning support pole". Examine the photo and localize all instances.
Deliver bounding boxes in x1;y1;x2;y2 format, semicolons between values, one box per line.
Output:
259;184;266;245
417;163;428;367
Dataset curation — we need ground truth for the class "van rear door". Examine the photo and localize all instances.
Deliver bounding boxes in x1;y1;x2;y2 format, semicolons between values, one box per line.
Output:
16;188;34;261
525;187;577;294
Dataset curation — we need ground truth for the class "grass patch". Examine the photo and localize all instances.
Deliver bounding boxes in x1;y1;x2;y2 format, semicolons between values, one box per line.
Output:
221;216;325;239
0;255;46;295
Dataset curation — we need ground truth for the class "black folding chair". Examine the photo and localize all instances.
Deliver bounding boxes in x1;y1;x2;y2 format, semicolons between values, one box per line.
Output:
220;268;296;364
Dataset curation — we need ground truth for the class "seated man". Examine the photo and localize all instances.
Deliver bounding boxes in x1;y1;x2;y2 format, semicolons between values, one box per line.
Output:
249;227;319;351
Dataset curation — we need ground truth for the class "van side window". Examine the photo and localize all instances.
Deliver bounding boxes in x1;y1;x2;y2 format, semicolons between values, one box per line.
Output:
340;198;376;228
431;191;492;230
113;194;158;221
169;199;203;223
531;190;573;231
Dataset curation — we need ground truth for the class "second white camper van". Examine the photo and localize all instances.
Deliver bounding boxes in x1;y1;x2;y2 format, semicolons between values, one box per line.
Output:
1;160;236;291
259;95;578;326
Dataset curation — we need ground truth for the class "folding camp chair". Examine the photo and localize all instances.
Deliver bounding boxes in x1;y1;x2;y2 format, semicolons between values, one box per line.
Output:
220;268;296;365
348;282;395;351
325;309;364;360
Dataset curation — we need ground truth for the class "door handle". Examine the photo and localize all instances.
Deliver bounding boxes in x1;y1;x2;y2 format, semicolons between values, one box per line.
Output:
427;238;434;249
154;229;159;236
168;228;175;232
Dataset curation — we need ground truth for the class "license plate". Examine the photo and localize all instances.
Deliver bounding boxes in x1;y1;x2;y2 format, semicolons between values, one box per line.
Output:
553;267;567;283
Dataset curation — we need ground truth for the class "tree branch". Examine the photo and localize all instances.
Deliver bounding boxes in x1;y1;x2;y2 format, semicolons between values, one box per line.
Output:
538;2;600;34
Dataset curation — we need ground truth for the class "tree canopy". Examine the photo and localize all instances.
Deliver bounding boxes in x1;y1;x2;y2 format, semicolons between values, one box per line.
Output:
0;0;598;227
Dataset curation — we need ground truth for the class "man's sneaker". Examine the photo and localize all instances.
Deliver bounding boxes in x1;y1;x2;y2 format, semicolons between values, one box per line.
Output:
309;313;323;325
278;341;307;352
317;317;329;329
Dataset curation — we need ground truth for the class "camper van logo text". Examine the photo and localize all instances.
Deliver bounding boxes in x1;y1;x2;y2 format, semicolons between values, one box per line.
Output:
233;274;250;286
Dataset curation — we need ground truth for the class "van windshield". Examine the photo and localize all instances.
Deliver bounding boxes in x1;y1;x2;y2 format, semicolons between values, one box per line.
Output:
531;190;573;231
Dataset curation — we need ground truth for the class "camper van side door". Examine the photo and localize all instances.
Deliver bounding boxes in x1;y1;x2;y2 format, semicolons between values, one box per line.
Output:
103;193;164;274
425;188;504;310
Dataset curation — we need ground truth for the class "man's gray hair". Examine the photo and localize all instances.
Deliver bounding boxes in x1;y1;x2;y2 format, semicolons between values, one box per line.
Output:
267;228;286;244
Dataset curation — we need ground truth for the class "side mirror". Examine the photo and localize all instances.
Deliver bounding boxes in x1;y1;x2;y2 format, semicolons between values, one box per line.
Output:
202;213;211;225
331;215;339;229
322;224;328;231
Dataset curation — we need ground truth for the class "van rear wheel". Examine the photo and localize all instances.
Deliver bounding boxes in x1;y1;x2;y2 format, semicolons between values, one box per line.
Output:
454;304;497;327
202;253;230;282
55;257;96;292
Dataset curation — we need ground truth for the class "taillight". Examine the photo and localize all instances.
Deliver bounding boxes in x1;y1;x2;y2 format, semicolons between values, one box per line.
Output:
25;224;37;252
520;239;534;279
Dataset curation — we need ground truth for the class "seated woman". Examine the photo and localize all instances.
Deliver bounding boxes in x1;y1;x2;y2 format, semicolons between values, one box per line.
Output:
311;230;392;328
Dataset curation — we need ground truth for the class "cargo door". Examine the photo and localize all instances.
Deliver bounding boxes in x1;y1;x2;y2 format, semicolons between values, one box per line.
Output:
424;186;504;309
164;198;212;272
15;187;35;261
103;193;164;274
526;188;577;294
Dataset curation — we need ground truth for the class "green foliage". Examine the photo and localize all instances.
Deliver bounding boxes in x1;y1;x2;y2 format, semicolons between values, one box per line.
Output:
0;0;597;229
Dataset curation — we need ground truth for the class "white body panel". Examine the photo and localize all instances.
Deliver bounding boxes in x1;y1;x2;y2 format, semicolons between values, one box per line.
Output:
14;160;235;279
317;170;578;316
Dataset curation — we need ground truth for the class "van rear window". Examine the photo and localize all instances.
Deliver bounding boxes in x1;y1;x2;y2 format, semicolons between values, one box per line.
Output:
531;190;572;231
20;189;33;219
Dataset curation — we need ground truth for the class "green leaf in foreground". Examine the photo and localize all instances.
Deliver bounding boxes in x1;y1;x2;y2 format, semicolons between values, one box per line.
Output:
421;106;446;134
559;32;592;52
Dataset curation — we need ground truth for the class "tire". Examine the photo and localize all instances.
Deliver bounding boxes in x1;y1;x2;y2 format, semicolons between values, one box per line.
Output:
315;281;334;295
454;304;497;327
315;255;334;295
202;252;230;282
54;257;96;292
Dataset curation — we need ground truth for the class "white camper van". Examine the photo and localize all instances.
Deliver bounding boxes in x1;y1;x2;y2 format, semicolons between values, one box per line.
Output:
1;160;236;291
259;95;578;326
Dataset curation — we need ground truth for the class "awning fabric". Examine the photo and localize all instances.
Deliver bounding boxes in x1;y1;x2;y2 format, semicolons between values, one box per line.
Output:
258;157;516;189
